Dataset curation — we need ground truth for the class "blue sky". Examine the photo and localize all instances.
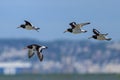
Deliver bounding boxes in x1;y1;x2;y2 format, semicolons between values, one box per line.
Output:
0;0;120;41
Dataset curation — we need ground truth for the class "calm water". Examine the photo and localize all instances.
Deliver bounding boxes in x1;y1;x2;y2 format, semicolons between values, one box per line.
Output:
0;74;120;80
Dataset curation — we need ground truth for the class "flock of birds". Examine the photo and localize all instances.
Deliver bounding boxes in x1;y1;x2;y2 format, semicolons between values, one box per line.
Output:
17;20;112;62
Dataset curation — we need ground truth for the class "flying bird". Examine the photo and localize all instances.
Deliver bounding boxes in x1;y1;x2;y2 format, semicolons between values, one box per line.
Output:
64;22;90;34
17;20;40;32
88;29;112;41
24;44;48;62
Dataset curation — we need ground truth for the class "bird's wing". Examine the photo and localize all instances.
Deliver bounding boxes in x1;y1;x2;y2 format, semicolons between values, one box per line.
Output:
24;20;32;26
76;22;90;29
28;49;35;58
69;22;76;29
37;52;43;61
93;29;100;35
36;46;47;61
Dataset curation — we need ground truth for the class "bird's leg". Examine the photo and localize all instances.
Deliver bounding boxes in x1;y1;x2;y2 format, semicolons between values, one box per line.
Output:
106;38;112;41
88;36;92;39
33;27;40;32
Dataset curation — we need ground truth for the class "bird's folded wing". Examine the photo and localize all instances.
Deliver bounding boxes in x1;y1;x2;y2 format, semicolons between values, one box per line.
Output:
24;20;32;26
93;29;100;35
69;22;76;29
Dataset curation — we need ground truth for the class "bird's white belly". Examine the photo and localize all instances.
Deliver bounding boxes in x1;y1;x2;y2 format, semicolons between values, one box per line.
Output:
73;29;81;34
26;25;33;30
97;35;106;40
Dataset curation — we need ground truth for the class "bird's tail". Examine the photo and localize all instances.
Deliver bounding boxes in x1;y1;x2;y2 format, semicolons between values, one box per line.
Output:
34;27;40;32
83;30;87;33
88;36;92;39
36;27;40;30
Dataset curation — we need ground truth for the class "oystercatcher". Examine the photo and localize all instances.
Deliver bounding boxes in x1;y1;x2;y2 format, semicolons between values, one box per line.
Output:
64;22;90;34
88;29;112;41
17;20;40;32
24;44;48;61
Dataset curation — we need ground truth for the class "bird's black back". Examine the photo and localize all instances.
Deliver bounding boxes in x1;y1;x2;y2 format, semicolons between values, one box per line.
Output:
32;44;41;51
24;20;32;26
69;22;76;29
93;29;100;35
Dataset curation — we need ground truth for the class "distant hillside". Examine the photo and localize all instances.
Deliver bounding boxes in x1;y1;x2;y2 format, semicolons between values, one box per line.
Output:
0;38;120;73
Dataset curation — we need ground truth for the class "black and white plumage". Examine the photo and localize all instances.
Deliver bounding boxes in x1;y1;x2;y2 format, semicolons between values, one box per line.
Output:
17;20;40;32
24;44;48;62
64;22;90;34
88;29;112;41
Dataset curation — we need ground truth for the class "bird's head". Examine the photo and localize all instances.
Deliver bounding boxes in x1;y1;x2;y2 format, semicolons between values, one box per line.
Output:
17;24;25;29
88;36;92;39
88;35;97;39
64;28;72;33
